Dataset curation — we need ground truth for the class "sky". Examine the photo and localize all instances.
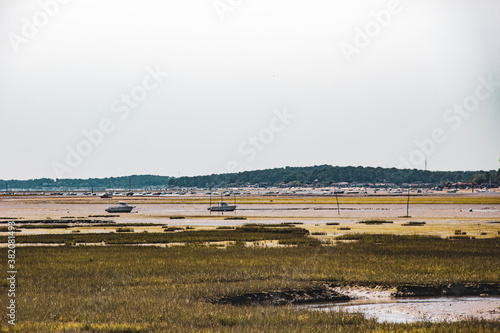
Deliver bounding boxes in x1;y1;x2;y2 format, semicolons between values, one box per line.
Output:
1;0;499;180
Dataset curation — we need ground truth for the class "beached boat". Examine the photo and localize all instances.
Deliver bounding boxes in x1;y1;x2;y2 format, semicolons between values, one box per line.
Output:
105;202;135;213
344;190;360;194
207;201;236;212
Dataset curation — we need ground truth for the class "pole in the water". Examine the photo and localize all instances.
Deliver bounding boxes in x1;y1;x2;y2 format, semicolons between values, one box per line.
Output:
406;188;410;217
209;188;212;215
335;193;340;215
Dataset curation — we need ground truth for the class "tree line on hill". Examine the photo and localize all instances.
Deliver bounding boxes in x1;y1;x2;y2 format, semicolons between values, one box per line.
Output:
2;166;499;190
1;175;169;191
169;165;499;188
472;170;500;186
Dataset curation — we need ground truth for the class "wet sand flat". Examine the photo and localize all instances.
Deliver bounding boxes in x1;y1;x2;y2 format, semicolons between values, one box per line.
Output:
303;286;500;323
2;195;499;238
1;196;500;220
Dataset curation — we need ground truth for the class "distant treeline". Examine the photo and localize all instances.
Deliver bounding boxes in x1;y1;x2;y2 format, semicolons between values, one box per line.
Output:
169;165;499;188
2;166;498;190
0;175;170;191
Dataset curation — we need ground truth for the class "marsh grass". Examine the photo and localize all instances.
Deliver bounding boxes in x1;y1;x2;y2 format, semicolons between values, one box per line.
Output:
163;227;185;232
243;223;300;229
402;222;426;226
89;215;120;218
19;224;71;229
0;219;115;224
106;223;164;227
448;235;475;240
358;220;393;225
1;234;499;332
115;227;134;233
1;227;314;245
278;238;322;246
0;226;20;232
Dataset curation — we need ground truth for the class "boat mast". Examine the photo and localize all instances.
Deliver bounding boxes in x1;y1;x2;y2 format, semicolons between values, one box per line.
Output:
209;188;212;215
220;192;223;215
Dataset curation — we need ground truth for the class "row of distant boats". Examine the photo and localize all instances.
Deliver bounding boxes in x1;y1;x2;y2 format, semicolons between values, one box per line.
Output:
96;189;411;198
100;191;242;198
19;186;495;198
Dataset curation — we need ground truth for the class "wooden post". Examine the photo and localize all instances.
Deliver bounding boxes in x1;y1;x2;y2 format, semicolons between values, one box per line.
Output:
335;194;340;215
406;189;410;217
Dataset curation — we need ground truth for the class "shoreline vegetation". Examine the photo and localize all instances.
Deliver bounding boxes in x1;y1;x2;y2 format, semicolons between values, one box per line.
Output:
1;230;499;331
3;165;499;189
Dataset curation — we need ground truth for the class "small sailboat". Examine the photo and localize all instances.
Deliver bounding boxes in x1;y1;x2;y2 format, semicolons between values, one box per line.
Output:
208;190;237;213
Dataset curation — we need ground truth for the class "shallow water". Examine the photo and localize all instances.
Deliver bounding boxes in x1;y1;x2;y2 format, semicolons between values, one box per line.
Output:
303;297;500;323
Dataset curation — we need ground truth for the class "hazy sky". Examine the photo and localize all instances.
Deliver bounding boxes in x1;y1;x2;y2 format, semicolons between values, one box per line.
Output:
1;0;499;180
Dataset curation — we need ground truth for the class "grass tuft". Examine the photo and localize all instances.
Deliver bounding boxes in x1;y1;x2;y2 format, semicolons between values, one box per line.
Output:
116;227;134;233
402;222;426;226
358;220;393;225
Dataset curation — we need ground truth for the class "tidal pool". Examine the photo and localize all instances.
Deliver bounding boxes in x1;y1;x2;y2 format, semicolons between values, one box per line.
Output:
303;296;500;323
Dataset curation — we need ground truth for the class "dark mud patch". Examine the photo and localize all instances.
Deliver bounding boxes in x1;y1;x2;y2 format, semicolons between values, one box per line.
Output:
213;283;500;306
393;283;500;297
213;286;350;306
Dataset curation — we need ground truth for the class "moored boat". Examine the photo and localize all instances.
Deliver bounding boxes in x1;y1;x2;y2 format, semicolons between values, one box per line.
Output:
208;201;236;212
105;202;135;213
